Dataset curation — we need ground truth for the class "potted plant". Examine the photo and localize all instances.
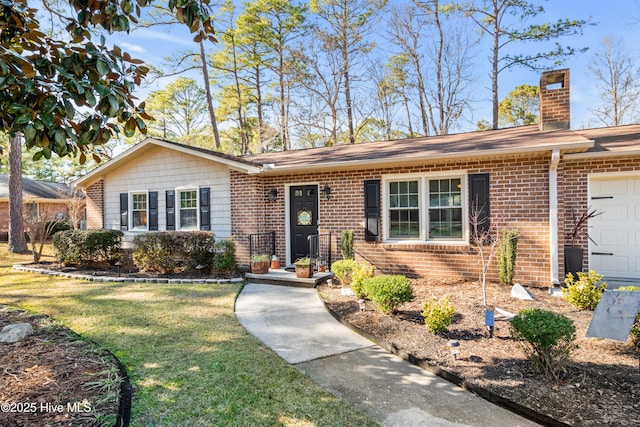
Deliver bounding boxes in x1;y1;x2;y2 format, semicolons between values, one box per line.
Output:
564;207;601;280
294;257;312;278
270;255;281;270
250;254;271;274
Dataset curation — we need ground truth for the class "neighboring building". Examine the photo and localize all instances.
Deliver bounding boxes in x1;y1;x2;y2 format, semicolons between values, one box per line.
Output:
0;175;79;236
73;69;640;285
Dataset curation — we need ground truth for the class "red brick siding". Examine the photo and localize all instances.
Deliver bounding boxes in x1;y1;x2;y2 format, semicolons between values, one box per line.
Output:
230;171;266;264
560;155;640;276
1;202;68;232
0;203;8;232
232;155;552;284
85;180;104;229
539;69;570;129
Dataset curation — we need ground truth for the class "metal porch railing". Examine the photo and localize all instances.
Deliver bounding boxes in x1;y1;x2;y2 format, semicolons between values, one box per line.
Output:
248;231;276;260
308;233;332;270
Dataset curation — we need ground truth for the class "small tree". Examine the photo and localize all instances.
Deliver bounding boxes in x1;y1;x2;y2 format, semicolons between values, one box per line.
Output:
469;203;501;306
64;188;85;230
23;203;64;263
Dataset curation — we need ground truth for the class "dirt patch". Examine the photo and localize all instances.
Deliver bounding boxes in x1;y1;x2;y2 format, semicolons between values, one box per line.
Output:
0;307;124;427
319;279;640;427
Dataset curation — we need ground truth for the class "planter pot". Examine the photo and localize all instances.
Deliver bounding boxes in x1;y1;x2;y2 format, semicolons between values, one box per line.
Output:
270;258;281;270
251;261;270;274
564;247;584;280
295;265;312;278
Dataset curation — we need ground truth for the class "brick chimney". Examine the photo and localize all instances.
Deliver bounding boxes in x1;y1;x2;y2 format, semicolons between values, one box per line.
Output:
539;69;570;131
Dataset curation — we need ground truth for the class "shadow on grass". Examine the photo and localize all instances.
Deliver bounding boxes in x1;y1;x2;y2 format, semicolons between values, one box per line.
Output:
0;274;378;426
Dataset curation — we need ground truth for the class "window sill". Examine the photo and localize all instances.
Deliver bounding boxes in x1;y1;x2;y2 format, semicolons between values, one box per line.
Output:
381;240;470;253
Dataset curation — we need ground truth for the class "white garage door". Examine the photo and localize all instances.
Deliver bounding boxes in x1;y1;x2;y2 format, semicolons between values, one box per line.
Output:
590;175;640;280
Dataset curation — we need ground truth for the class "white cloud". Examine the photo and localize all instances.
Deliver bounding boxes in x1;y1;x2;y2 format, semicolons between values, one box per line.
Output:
120;42;146;54
132;28;195;48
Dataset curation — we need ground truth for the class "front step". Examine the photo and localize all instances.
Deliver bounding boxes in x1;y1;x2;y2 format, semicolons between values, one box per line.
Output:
245;269;334;288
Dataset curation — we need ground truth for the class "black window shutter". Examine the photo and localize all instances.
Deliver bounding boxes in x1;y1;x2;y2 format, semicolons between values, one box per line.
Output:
166;190;175;231
119;193;128;231
199;187;211;231
469;173;490;236
364;179;381;242
149;191;158;231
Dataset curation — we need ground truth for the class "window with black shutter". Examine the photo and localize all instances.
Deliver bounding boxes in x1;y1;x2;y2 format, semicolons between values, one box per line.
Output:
166;190;175;230
199;187;210;231
149;191;158;231
364;179;381;241
119;193;128;231
469;173;490;236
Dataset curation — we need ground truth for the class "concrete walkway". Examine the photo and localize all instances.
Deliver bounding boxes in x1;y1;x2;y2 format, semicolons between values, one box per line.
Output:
235;283;540;427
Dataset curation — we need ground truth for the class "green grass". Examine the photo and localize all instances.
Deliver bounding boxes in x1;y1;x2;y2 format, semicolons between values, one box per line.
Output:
0;245;378;426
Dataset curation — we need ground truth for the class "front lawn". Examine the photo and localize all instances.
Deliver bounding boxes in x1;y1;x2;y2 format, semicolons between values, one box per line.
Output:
0;245;377;426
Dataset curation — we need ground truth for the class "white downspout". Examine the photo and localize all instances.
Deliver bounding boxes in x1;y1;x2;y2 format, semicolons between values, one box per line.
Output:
549;150;561;286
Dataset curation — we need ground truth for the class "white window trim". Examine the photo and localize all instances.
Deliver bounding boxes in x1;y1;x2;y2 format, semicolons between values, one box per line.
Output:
382;171;469;244
130;191;148;231
175;187;200;231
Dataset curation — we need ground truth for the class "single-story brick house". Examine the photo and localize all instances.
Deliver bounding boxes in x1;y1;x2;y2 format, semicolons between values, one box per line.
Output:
73;69;640;285
0;175;78;237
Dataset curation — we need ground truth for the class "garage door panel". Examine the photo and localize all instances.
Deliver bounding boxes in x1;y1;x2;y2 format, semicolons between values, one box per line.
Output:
590;175;640;280
600;256;630;273
599;179;628;195
598;230;628;246
603;204;630;221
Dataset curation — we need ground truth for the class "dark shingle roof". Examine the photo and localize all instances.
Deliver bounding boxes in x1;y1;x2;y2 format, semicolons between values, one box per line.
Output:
242;125;592;171
0;175;73;200
575;124;640;153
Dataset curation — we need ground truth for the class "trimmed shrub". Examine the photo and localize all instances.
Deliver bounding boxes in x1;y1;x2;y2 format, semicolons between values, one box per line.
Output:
132;231;216;274
351;261;374;298
53;229;123;265
362;274;414;313
510;308;577;381
213;239;237;273
421;296;455;335
340;229;354;260
331;259;358;286
497;228;518;286
562;270;607;310
619;286;640;349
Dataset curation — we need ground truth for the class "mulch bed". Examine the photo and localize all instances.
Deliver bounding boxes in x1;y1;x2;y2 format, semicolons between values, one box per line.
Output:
0;307;126;427
319;278;640;427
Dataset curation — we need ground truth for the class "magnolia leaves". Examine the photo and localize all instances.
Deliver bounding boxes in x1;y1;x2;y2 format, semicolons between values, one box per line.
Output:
1;0;216;164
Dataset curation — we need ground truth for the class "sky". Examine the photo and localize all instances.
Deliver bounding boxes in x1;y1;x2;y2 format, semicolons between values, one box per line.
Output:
107;0;640;133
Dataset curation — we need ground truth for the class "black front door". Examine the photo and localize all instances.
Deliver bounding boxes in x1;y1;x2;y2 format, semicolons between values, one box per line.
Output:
290;185;319;262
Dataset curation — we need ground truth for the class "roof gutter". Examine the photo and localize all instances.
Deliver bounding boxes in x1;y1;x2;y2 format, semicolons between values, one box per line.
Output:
564;149;640;160
549;149;561;286
255;140;594;175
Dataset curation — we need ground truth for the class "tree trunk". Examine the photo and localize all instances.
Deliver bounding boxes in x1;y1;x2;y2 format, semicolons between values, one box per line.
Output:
8;134;27;253
199;41;221;150
255;65;264;151
491;18;500;130
341;23;355;144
